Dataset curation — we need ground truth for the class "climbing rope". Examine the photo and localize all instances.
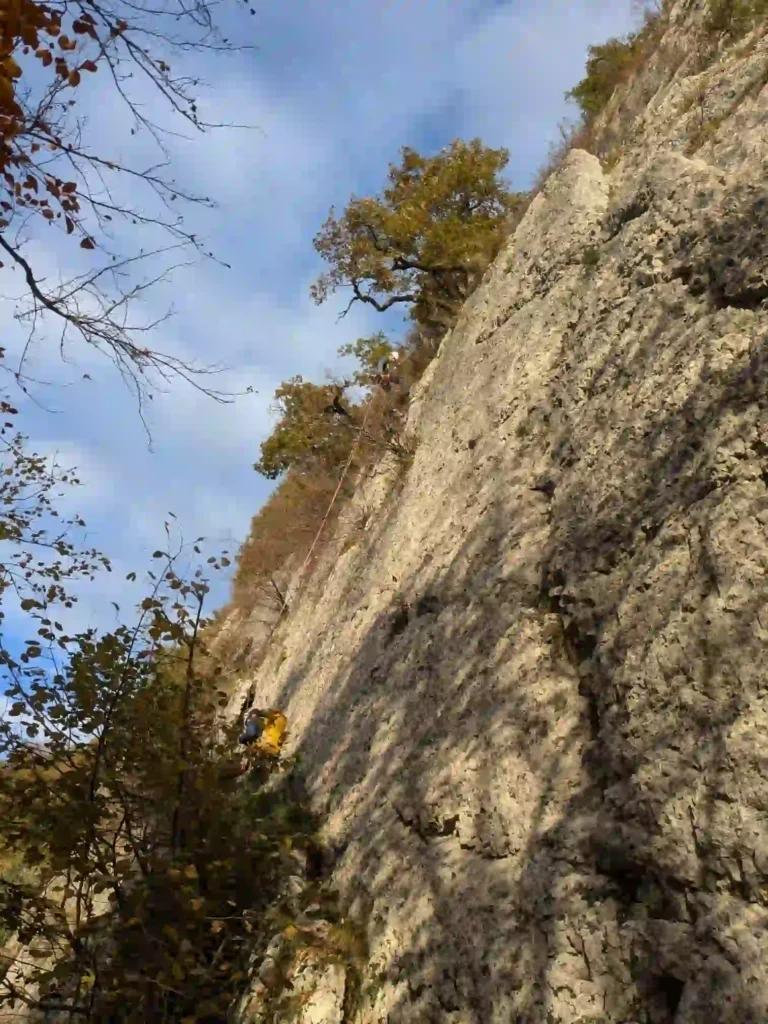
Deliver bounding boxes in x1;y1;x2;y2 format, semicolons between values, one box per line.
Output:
277;395;377;616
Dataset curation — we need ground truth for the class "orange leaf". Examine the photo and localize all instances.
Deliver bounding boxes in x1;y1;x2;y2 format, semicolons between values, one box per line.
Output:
37;49;53;67
80;237;95;249
2;58;22;79
68;70;81;87
62;182;77;194
82;60;98;73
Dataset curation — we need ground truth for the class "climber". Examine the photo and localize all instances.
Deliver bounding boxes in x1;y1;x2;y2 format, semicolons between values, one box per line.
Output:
239;706;265;745
373;352;402;392
239;706;289;758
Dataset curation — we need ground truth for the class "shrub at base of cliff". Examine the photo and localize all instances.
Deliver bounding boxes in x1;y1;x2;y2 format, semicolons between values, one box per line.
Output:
241;870;369;1024
0;469;326;1024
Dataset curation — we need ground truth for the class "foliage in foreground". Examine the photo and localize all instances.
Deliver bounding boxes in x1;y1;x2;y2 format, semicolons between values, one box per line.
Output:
0;397;320;1022
0;0;252;402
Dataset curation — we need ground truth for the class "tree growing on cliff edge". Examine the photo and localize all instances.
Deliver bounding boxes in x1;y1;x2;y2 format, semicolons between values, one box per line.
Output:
311;139;525;336
254;375;360;481
0;0;251;404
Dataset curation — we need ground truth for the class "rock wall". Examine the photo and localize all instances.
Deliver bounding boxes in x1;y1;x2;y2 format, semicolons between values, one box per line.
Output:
231;7;768;1022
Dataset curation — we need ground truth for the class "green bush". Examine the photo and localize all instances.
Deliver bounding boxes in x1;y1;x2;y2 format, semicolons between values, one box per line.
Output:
706;0;768;40
566;6;668;124
582;245;600;269
567;35;646;120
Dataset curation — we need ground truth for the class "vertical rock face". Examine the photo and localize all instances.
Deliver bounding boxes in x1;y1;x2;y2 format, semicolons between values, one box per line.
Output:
233;9;768;1023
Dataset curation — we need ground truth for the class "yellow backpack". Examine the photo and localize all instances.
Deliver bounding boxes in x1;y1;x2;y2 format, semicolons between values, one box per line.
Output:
258;710;288;757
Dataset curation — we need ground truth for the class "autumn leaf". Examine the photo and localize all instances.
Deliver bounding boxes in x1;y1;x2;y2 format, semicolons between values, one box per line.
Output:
2;57;22;79
80;237;95;249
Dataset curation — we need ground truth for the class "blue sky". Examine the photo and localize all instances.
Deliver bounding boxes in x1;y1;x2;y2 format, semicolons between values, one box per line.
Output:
0;0;640;642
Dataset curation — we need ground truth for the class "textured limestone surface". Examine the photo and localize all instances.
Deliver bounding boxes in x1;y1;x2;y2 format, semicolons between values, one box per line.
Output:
230;9;768;1023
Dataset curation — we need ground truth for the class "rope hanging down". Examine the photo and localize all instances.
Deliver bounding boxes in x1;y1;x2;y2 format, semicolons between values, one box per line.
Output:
278;398;376;615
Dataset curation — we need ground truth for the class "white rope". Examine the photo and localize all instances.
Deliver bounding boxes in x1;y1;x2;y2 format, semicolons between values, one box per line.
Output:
278;396;377;615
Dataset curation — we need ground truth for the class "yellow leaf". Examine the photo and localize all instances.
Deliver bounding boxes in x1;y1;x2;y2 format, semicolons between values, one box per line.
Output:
183;864;198;880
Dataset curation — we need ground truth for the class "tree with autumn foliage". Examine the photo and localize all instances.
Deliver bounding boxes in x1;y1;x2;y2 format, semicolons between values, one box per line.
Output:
0;0;251;403
311;138;525;336
254;375;361;481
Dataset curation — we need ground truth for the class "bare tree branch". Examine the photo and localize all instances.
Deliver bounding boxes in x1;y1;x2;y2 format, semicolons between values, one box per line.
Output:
338;280;418;320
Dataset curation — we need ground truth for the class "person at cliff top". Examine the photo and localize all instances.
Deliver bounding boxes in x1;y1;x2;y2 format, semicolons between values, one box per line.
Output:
373;352;402;392
239;707;288;758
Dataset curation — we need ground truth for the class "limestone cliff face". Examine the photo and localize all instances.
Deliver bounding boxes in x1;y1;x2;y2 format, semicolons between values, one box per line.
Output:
230;5;768;1021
